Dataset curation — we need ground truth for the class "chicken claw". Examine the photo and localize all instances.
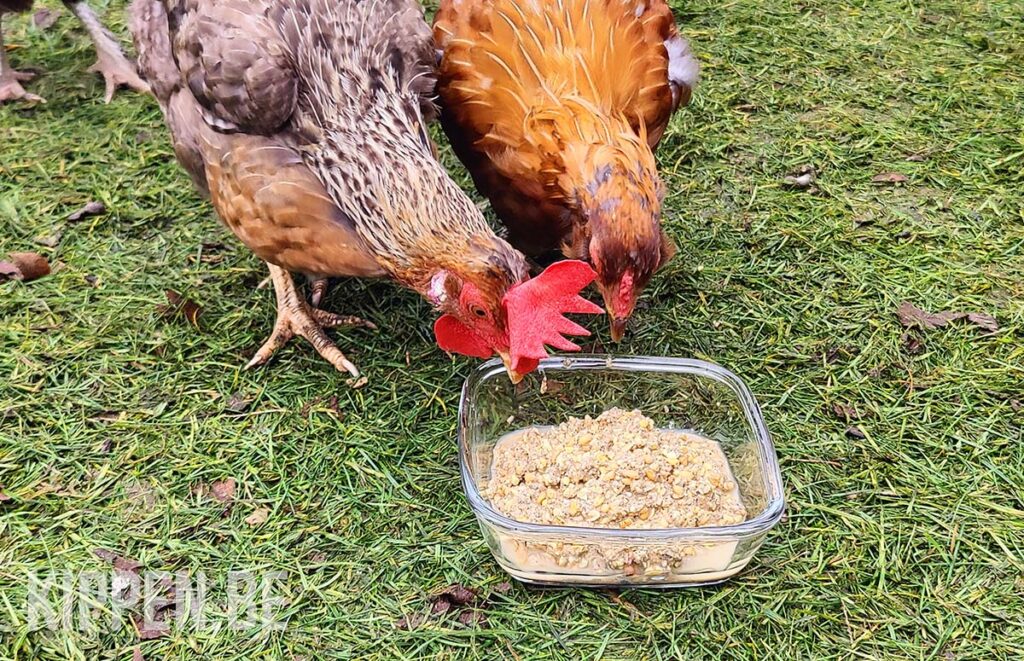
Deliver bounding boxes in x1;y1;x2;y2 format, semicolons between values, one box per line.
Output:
246;264;375;377
0;74;45;104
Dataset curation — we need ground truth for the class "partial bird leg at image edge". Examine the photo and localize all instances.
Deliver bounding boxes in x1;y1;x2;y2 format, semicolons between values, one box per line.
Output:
63;0;149;103
245;264;376;377
0;13;44;103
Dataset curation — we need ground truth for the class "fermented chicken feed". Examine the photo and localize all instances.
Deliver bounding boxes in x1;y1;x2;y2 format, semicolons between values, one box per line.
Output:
481;408;747;576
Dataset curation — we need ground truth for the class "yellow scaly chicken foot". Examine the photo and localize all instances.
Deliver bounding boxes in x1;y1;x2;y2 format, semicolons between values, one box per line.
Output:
245;264;375;377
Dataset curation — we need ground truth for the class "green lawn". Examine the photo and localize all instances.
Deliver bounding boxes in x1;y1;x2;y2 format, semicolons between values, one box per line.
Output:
2;0;1023;658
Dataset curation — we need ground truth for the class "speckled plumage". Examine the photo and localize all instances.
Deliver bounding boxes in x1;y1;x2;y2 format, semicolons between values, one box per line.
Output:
131;0;528;296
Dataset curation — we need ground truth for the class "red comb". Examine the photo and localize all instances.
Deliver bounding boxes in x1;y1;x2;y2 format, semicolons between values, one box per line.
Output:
434;314;493;359
503;260;604;373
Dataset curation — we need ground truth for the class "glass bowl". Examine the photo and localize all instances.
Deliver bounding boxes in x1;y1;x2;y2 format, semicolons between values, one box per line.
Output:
457;355;785;587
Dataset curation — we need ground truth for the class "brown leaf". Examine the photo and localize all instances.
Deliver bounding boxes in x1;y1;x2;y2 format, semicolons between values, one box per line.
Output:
905;152;928;162
133;613;168;640
395;612;426;630
432;584;476;606
872;172;908;184
965;313;999;333
457;610;487;627
132;647;144;661
93;548;142;572
846;426;866;439
493;581;512;594
897;302;998;333
245;507;270;527
67;201;106;222
159;290;202;327
0;252;51;282
210;478;236;503
32;8;59;29
832;403;860;422
34;232;62;248
224;393;251;413
432;598;451;615
902;332;925;355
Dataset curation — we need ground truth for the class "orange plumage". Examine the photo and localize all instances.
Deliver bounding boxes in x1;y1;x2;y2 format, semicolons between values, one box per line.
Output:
434;0;698;340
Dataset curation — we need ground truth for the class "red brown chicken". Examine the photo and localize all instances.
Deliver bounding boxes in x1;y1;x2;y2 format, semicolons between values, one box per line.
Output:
434;0;699;340
130;0;600;380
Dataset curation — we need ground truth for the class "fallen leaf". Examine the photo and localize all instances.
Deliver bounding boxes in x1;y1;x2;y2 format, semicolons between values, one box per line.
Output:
902;332;925;355
395;612;426;630
897;301;999;333
133;613;168;640
32;8;59;29
457;610;487;627
132;647;144;661
0;252;51;282
493;582;512;594
872;172;908;184
93;548;142;572
965;312;999;333
67;201;106;222
210;478;236;503
905;152;928;162
346;376;368;389
224;393;250;413
432;584;476;606
832;403;860;421
846;426;866;439
245;507;270;527
159;290;202;327
34;232;62;248
432;599;451;615
540;378;564;395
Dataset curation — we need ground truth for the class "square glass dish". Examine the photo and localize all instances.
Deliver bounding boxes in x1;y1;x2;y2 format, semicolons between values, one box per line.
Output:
458;355;785;587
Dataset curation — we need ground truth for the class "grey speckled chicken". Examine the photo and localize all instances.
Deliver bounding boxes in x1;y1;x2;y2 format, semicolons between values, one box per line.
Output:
129;0;601;379
0;0;148;103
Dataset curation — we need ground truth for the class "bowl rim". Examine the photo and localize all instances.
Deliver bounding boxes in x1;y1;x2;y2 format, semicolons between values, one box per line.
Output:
458;354;786;539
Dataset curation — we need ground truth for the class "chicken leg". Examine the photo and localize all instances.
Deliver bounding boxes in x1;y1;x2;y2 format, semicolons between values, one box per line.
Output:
246;264;376;377
63;0;149;103
0;12;43;103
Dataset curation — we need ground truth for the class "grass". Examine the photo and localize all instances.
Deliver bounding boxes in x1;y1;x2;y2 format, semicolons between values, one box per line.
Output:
1;0;1023;658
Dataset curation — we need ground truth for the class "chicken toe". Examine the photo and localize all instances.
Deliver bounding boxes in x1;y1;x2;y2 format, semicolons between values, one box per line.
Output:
64;0;149;103
0;75;44;103
245;264;372;377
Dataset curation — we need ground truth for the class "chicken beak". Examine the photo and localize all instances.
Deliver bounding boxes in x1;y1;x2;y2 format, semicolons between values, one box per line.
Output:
498;351;526;384
610;316;628;343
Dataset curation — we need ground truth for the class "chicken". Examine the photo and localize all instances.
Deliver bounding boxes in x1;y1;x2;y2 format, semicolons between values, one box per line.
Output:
0;0;148;103
129;0;601;380
434;0;699;340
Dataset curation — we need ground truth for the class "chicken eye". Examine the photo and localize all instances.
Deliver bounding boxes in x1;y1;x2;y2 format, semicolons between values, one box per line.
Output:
471;305;488;318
